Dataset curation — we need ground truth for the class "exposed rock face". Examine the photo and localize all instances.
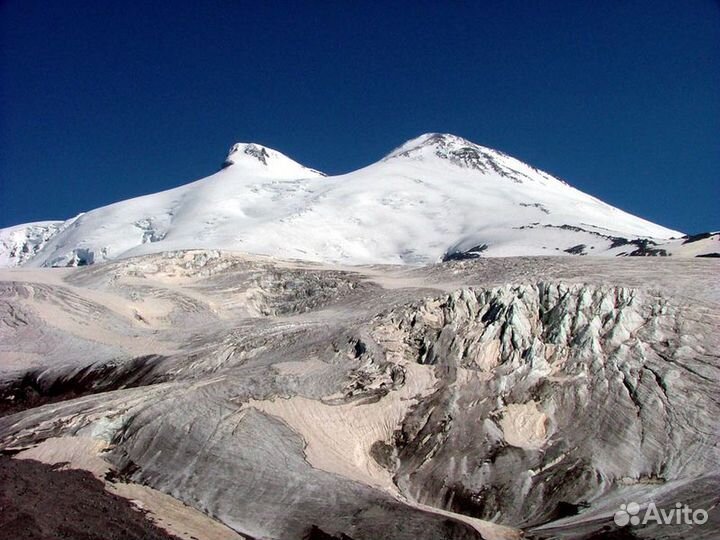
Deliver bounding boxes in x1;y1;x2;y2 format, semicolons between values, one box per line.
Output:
0;253;717;539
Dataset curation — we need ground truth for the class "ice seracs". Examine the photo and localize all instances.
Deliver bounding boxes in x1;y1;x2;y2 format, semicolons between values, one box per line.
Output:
0;133;714;268
0;220;69;267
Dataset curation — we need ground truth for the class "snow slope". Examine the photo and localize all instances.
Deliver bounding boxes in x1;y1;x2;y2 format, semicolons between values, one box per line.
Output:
3;133;710;268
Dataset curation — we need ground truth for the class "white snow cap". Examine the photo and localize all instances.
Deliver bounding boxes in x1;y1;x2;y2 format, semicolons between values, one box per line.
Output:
383;132;564;187
385;132;481;159
222;142;325;178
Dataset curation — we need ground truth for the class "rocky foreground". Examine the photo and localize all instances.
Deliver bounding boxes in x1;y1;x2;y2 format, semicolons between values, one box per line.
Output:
0;252;718;539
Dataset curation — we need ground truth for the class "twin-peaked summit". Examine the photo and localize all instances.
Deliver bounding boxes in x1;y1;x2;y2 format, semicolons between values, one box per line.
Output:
1;133;715;268
222;133;559;184
221;133;562;184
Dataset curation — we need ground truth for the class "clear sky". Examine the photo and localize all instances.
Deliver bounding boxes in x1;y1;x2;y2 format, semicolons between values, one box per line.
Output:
1;0;718;233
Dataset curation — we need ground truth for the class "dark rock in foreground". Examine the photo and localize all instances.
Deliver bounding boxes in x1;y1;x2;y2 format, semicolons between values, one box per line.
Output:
0;456;181;540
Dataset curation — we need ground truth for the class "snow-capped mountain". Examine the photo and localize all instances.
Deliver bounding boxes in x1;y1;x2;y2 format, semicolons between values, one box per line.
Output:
1;133;717;267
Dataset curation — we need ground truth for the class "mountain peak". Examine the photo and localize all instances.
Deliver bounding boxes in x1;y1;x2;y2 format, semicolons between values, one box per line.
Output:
384;132;501;165
383;133;574;189
221;142;325;178
228;143;272;165
415;132;477;148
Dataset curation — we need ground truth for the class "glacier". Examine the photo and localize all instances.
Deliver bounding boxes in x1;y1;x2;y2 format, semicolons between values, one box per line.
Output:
0;252;718;538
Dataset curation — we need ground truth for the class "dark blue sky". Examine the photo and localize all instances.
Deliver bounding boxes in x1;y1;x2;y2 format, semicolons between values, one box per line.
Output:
1;0;718;233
